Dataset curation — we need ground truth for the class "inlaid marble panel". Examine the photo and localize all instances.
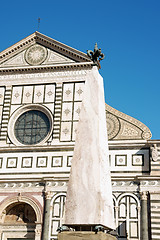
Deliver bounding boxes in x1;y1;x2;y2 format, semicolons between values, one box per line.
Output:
73;102;81;120
60;122;72;141
72;121;78;141
115;155;127;166
63;83;74;102
22;157;33;168
132;154;144;166
12;86;22;104
34;85;44;103
52;156;63;167
7;157;18;168
61;102;73;121
60;82;85;142
45;84;55;103
37;156;48;167
130;222;138;238
23;86;33;103
0;87;5;105
74;82;84;101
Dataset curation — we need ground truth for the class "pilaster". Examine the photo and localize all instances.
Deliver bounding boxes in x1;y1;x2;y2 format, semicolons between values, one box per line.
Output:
41;191;53;240
140;191;149;240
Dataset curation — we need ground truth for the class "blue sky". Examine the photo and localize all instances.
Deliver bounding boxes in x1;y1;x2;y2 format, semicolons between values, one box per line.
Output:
0;0;160;139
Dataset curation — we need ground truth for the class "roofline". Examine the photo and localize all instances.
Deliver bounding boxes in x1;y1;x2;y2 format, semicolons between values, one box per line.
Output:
0;32;91;64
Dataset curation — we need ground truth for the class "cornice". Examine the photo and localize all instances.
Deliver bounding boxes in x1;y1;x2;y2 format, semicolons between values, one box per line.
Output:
0;62;93;75
0;145;74;153
0;32;37;64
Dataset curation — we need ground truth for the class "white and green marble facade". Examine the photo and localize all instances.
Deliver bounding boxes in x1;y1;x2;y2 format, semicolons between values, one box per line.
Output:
0;32;159;240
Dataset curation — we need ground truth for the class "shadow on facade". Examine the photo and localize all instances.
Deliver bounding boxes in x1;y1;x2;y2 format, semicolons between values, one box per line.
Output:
1;202;36;239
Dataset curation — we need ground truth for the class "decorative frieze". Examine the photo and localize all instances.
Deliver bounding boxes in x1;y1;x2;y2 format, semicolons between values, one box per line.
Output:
0;70;87;81
0;181;68;189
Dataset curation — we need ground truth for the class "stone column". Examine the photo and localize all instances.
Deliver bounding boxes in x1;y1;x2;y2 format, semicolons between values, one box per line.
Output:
42;191;52;240
35;223;42;240
140;192;149;240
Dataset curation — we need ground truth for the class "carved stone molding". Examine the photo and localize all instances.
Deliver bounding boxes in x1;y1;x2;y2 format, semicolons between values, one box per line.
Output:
106;113;120;139
45;191;53;200
140;191;148;200
112;180;160;188
0;181;67;189
150;144;158;161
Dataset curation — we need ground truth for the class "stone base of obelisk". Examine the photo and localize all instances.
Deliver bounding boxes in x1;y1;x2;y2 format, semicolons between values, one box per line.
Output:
58;232;117;240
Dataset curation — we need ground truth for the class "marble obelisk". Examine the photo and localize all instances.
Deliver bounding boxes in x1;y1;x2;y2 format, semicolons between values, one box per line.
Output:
63;66;115;230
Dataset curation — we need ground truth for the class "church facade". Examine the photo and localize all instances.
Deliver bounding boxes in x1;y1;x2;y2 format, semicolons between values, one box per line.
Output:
0;32;159;240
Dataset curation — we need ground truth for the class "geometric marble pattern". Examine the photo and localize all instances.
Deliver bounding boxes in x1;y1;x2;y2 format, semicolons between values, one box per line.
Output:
60;82;84;142
52;156;63;167
36;157;47;167
22;157;33;168
132;155;144;166
115;155;127;166
34;85;44;103
23;85;33;104
7;157;18;168
67;156;72;167
12;84;55;105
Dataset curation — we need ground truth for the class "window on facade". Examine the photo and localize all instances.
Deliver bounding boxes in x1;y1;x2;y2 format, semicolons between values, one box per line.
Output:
14;110;50;145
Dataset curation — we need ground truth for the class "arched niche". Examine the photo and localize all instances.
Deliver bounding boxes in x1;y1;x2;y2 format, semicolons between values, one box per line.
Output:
3;202;36;224
0;196;42;223
0;196;42;240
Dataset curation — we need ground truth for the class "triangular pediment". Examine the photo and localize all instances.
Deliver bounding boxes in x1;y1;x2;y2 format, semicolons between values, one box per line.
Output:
0;32;91;68
105;104;152;140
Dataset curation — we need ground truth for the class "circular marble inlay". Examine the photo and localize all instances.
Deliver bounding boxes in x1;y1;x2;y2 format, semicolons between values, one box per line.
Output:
25;44;47;65
142;131;152;140
106;113;120;139
136;158;140;162
119;158;123;163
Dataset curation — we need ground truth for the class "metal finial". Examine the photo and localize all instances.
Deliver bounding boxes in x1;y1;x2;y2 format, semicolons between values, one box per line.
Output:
37;18;40;31
87;43;105;69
